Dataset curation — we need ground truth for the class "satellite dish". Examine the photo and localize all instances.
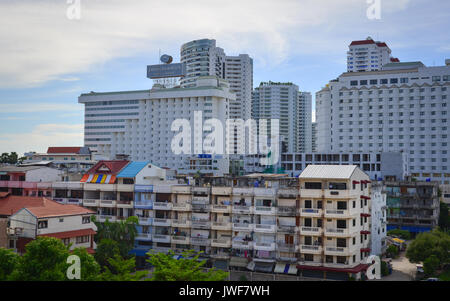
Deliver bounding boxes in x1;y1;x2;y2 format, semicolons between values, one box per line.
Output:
160;54;173;64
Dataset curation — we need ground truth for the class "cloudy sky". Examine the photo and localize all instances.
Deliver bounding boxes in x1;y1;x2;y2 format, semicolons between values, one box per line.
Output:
0;0;449;155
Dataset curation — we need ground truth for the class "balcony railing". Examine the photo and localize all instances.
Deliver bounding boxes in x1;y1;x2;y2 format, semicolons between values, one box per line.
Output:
232;240;253;249
153;218;171;227
277;206;297;216
211;204;231;213
211;238;232;248
253;242;276;251
137;217;152;225
172;219;191;227
83;199;100;206
172;203;191;211
152;234;171;243
191;220;211;229
211;221;232;230
300;245;322;253
232;223;254;231
192;204;211;212
232;205;252;214
300;226;322;235
100;200;116;207
171;235;190;244
277;242;296;252
254;224;277;233
135;233;152;241
153;202;172;210
301;208;322;216
191;237;211;246
254;206;276;215
278;225;297;233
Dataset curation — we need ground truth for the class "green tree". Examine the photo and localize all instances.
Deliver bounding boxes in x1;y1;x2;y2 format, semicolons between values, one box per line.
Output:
423;255;440;277
71;247;101;281
0;248;19;280
406;229;450;266
93;215;138;258
438;202;450;231
386;245;399;258
98;254;147;281
94;238;121;270
12;237;70;281
387;229;411;240
147;250;228;281
380;261;389;277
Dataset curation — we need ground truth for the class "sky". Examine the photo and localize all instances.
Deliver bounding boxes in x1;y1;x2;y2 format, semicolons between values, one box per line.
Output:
0;0;449;156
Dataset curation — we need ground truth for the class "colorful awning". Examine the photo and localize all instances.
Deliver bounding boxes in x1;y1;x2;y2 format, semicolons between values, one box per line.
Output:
80;174;116;184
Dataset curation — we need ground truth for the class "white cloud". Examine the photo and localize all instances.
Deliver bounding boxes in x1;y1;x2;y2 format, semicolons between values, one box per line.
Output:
0;103;81;113
0;123;84;155
0;0;413;88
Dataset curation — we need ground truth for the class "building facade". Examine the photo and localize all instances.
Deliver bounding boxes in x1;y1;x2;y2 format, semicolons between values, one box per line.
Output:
316;60;450;183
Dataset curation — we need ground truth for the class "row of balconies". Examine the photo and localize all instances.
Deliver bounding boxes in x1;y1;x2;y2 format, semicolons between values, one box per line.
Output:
0;180;53;189
82;199;133;208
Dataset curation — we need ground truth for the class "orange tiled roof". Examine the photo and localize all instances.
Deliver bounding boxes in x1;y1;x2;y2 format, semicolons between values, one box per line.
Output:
38;228;96;239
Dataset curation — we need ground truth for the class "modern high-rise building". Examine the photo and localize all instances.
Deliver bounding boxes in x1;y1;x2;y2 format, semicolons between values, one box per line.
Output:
252;82;312;153
347;37;399;73
316;60;450;183
311;122;317;153
79;76;234;175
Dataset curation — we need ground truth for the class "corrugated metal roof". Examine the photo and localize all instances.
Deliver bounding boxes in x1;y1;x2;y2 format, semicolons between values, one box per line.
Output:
299;165;358;179
117;161;150;178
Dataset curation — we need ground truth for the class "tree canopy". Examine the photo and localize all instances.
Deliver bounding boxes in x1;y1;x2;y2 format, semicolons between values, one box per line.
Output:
406;229;450;268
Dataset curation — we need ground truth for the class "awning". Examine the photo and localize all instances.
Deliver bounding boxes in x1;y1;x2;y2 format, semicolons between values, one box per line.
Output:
229;257;249;267
81;174;116;184
213;260;229;271
274;263;298;275
254;262;274;273
130;248;151;257
392;238;405;244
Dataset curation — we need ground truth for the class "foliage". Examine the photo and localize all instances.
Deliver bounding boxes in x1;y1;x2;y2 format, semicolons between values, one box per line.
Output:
239;275;248;281
93;215;138;258
0;152;18;164
423;255;440;277
0;248;20;280
98;254;147;281
94;238;121;270
438;269;450;281
71;247;101;281
438;202;450;231
147;249;228;281
11;237;70;281
387;229;411;240
386;245;399;258
381;261;389;277
406;229;450;266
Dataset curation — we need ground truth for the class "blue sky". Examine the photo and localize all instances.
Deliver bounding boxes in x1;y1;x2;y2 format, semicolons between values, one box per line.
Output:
0;0;449;155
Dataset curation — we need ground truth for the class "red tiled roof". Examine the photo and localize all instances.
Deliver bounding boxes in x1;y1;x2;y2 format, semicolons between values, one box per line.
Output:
0;192;10;198
390;57;400;62
38;228;96;239
376;42;388;47
47;147;82;154
0;195;94;217
85;160;129;175
350;40;375;46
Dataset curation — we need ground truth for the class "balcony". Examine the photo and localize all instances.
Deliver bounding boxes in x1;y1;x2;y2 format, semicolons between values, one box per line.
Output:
277;188;298;199
191;220;211;229
153;218;171;227
232;187;254;195
277;225;297;233
325;228;358;237
192;196;210;205
172;186;191;194
135;233;152;241
116;184;134;192
99;200;116;208
171;235;190;244
232;205;253;214
98;215;116;222
232;223;254;231
192;204;211;212
211;238;232;248
324;246;356;256
300;208;323;217
84;183;115;191
254;206;277;215
152;234;171;243
212;187;232;195
277;242;296;252
172;203;192;211
324;190;359;199
300;226;323;236
211;204;232;213
300;245;323;254
117;200;133;208
191;237;211;246
254;224;277;233
83;199;99;207
66;198;82;205
232;240;253;250
211;221;232;231
134;201;153;209
277;206;297;216
172;219;191;228
253;242;276;251
324;208;358;218
137;216;152;225
153;202;172;210
299;189;323;199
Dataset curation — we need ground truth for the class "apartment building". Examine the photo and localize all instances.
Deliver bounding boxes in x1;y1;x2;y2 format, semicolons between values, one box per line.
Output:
370;182;387;256
0;165;63;197
279;152;408;181
252;82;312;153
312;122;317;153
385;180;440;235
316;59;450;183
79;76;233;176
441;184;450;205
347;37;399;73
0;192;97;254
121;165;373;280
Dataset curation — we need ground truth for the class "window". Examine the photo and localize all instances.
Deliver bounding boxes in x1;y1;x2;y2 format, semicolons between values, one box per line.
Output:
82;216;91;224
305;182;322;189
76;235;90;244
38;220;48;229
329;182;347;190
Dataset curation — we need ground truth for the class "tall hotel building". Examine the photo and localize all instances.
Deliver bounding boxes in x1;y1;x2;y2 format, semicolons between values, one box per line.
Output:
252;82;312;153
316;59;450;183
79;76;234;175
